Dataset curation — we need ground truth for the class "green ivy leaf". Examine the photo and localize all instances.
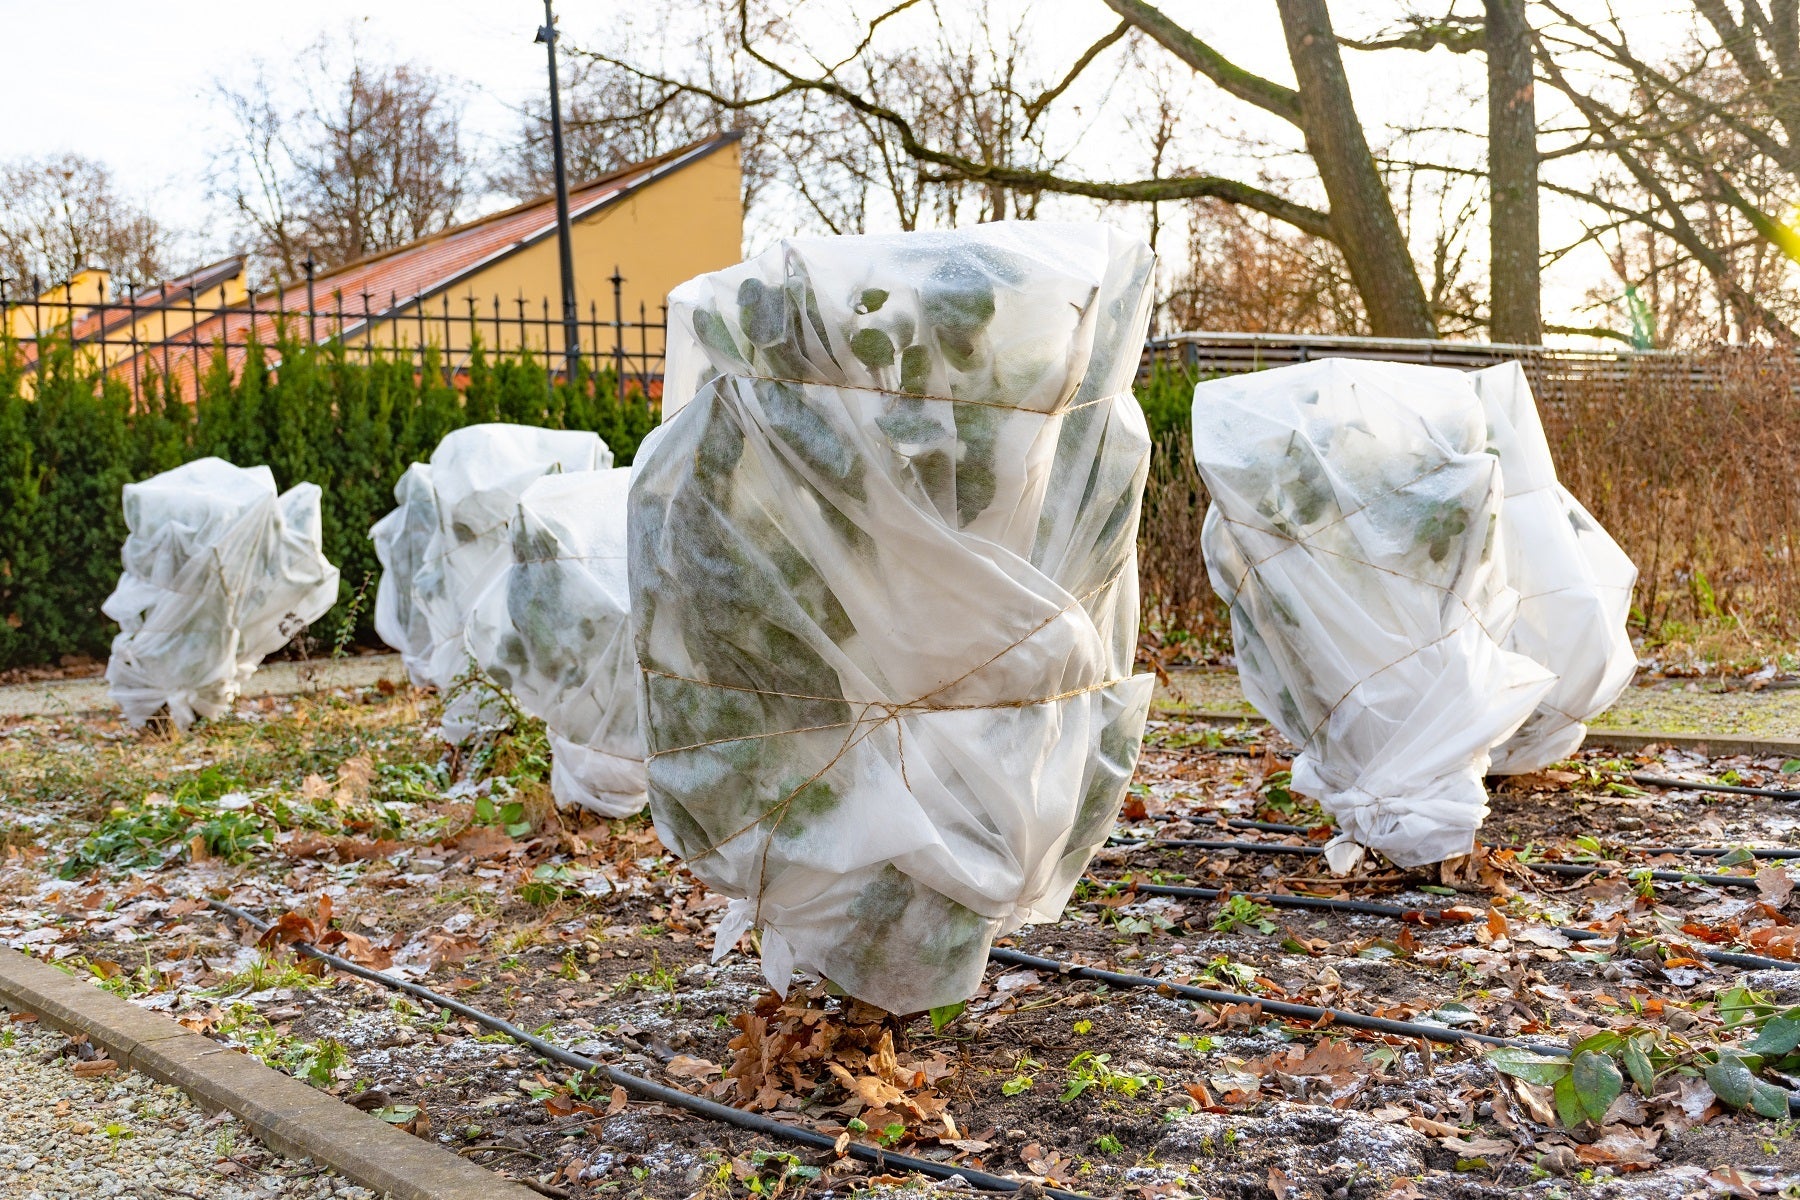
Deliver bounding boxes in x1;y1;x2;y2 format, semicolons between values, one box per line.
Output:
1622;1036;1655;1094
1706;1053;1792;1119
857;288;889;313
849;328;896;369
900;344;932;395
1487;1047;1570;1088
928;1001;966;1033
1747;1012;1800;1057
1565;1050;1622;1126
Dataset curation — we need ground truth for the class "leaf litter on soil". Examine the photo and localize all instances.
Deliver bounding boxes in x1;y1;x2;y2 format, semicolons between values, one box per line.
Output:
1;684;1800;1195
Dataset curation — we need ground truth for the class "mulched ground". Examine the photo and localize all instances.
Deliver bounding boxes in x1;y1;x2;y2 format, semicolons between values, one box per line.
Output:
1;685;1797;1199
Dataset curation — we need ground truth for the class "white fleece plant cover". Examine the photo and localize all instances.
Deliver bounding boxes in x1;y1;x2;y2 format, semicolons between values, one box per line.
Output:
370;424;611;742
465;468;645;816
631;222;1158;1015
371;462;439;687
104;457;339;729
1193;359;1556;870
1474;363;1638;773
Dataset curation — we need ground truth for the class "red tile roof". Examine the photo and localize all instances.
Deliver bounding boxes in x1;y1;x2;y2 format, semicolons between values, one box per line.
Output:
100;131;740;399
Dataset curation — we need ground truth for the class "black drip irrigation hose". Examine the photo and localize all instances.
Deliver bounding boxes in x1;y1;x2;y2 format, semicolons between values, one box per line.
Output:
1631;774;1800;802
1156;818;1800;861
990;948;1800;1116
206;901;1089;1200
208;897;1800;1144
1108;834;1800;881
989;946;1566;1054
1094;877;1800;973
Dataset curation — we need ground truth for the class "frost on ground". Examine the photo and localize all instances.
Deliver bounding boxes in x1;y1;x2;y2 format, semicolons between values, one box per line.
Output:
0;683;1798;1197
0;1017;372;1199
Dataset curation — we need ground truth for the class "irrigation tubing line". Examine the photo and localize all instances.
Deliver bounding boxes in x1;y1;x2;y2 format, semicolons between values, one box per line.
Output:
207;901;1089;1200
1090;878;1800;973
1110;836;1772;891
1150;818;1800;860
989;947;1566;1054
1155;724;1800;801
208;899;1800;1139
991;948;1800;1116
1630;774;1800;801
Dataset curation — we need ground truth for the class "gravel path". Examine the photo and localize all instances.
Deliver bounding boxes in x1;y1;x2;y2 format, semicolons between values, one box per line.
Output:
0;655;408;722
1160;665;1800;738
0;1018;376;1200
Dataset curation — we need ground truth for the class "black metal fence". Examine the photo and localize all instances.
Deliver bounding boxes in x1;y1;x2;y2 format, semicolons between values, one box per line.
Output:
0;264;668;405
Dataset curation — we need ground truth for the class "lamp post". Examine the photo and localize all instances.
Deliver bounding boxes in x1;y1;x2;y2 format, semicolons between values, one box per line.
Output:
536;0;582;383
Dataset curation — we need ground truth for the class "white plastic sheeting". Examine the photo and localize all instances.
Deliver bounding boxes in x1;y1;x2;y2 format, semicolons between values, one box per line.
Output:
1193;359;1556;870
369;423;611;740
104;457;339;729
371;463;438;687
632;222;1157;1014
465;468;645;816
1474;364;1638;773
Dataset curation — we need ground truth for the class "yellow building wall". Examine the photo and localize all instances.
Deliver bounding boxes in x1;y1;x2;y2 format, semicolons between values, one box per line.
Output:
344;140;743;379
9;268;249;399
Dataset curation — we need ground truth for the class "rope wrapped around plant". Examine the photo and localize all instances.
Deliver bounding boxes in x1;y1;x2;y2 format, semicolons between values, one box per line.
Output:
630;223;1157;1015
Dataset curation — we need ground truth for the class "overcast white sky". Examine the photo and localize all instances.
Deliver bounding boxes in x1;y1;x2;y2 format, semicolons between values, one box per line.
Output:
0;0;1701;336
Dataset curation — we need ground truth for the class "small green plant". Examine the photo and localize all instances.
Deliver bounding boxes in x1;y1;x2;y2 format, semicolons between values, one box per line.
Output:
619;953;679;997
1094;1133;1124;1154
103;1122;131;1157
1061;1051;1159;1102
1211;894;1277;935
1072;1018;1093;1035
520;863;577;906
1002;1053;1043;1095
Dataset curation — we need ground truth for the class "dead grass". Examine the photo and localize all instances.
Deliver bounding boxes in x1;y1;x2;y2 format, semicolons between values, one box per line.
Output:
1541;348;1800;648
1136;351;1800;668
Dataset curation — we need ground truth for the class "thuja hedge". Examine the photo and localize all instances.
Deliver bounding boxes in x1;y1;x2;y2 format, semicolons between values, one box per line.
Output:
0;337;1205;672
0;333;654;669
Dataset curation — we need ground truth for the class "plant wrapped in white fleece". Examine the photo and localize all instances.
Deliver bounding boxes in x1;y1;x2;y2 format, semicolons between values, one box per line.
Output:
371;463;439;688
369;423;611;740
1473;363;1638;773
1193;359;1556;870
103;457;339;729
464;468;645;816
631;222;1158;1015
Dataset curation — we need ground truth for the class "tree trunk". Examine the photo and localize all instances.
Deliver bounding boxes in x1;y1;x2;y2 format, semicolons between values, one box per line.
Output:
1486;0;1541;344
1274;0;1436;337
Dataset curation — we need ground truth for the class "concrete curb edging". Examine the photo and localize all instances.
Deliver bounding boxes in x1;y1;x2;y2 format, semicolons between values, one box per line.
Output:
0;946;539;1200
1166;706;1800;760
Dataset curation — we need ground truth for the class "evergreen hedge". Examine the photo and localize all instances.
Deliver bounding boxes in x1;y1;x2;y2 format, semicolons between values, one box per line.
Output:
0;331;655;669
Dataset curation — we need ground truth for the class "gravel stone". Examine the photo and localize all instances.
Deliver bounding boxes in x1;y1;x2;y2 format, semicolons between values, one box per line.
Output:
0;1020;377;1199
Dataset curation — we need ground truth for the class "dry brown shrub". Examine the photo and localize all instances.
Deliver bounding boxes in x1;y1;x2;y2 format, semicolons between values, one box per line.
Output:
1136;429;1229;660
1541;348;1799;647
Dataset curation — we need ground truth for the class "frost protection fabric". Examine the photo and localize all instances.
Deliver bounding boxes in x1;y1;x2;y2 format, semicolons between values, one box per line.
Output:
370;423;611;741
103;457;339;729
631;222;1157;1015
1473;363;1638;773
1192;359;1555;869
371;463;438;687
465;468;645;816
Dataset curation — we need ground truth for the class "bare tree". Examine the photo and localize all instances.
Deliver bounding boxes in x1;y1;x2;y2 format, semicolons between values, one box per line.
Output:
1534;3;1800;343
1164;200;1367;335
212;37;473;280
1486;0;1541;342
0;153;168;291
581;0;1442;336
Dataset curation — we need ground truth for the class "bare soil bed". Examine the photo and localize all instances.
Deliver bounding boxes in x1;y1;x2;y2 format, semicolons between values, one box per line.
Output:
0;683;1796;1199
